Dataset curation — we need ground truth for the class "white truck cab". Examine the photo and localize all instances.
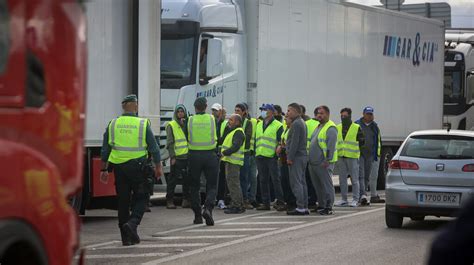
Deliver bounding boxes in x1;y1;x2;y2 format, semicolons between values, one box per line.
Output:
444;29;474;131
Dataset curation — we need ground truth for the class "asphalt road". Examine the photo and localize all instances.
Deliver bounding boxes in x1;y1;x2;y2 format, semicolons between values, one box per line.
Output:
79;193;452;265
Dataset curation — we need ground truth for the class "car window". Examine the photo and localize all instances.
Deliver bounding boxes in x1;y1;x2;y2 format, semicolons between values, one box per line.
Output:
401;135;474;159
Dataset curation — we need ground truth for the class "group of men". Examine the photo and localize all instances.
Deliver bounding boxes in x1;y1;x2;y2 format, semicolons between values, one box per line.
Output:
165;97;386;218
101;94;385;246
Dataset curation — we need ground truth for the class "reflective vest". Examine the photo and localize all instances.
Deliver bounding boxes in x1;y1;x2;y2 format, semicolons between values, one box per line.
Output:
282;119;287;130
187;114;217;150
281;128;290;145
256;119;282;158
316;120;338;163
220;119;228;138
336;123;360;159
306;119;320;149
167;120;189;157
242;118;252;152
249;118;257;151
377;132;382;157
221;127;245;166
108;116;148;164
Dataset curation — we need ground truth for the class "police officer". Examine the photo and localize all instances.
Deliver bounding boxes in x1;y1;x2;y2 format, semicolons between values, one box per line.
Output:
100;94;162;246
187;97;219;226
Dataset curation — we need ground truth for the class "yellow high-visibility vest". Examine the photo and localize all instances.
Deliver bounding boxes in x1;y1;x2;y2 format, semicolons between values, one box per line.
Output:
221;127;245;166
306;119;320;149
187;114;217;151
167;120;189;157
108;116;148;164
317;120;338;163
249;118;257;151
336;123;360;159
256;119;282;158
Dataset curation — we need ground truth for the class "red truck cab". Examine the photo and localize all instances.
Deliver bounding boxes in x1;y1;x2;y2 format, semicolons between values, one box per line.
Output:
0;0;86;264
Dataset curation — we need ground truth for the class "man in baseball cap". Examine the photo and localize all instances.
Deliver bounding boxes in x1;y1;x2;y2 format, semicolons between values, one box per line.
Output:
355;106;384;205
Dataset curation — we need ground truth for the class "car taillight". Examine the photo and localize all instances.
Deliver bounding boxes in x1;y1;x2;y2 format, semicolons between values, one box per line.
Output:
462;164;474;172
389;160;419;170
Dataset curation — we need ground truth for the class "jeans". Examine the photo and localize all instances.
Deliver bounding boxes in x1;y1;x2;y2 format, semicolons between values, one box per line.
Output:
256;156;284;205
248;155;258;202
239;154;250;200
369;158;381;197
166;158;189;200
358;155;374;198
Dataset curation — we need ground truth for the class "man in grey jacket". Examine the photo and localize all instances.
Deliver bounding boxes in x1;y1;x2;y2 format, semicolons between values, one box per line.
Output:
284;103;309;215
308;105;338;215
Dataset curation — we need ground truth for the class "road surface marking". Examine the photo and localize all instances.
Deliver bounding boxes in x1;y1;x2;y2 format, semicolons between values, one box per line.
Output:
222;221;305;225
187;228;278;232
151;235;247;240
83;240;121;250
153;211;274;235
142;207;385;265
86;253;169;259
252;216;336;219
100;243;212;249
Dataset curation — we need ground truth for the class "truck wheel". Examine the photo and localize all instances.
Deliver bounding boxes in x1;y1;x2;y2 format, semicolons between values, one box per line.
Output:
385;207;403;228
377;147;393;190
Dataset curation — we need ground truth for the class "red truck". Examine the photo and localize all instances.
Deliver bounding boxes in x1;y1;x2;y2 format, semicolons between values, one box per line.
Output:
0;0;86;264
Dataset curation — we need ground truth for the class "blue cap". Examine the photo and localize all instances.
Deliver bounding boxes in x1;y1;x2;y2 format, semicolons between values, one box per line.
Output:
259;103;275;112
363;106;374;114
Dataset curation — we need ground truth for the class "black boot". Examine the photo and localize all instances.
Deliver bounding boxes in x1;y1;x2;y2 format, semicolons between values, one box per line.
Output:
193;208;203;224
122;222;140;245
202;207;214;226
119;226;132;246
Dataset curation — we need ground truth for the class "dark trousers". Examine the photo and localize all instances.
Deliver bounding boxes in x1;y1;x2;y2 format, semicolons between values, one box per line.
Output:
187;150;219;211
239;154;250;200
166;158;189;200
257;156;284;205
114;160;149;228
280;162;296;208
306;164;318;206
217;161;227;201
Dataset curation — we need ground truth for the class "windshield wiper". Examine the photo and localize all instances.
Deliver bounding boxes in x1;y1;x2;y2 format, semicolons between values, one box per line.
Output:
439;154;473;159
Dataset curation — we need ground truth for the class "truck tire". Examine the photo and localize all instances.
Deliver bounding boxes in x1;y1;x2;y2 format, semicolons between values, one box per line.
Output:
385;207;403;228
0;220;48;265
377;147;393;190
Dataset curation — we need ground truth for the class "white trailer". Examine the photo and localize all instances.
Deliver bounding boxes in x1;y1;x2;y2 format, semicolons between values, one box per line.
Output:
160;0;444;188
73;0;162;213
444;29;474;131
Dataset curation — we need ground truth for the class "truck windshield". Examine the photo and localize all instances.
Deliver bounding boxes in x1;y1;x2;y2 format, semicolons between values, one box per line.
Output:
161;36;194;80
161;21;199;89
444;70;464;104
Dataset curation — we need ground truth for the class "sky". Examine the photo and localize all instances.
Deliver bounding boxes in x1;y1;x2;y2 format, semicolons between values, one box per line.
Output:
348;0;474;28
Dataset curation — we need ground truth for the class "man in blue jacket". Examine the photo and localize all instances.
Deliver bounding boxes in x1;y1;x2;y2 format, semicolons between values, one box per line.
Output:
355;106;385;205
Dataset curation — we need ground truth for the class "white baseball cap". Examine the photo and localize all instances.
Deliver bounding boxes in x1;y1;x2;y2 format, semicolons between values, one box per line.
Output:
211;103;222;111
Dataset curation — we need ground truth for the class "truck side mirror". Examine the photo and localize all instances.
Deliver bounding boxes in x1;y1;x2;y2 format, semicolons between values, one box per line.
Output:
206;38;223;78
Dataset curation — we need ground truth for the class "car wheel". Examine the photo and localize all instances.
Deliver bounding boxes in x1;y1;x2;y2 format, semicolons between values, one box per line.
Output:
385;207;403;228
410;216;425;221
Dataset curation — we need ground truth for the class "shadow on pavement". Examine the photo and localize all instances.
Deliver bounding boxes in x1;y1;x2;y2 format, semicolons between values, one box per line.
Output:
80;216;117;223
402;219;452;231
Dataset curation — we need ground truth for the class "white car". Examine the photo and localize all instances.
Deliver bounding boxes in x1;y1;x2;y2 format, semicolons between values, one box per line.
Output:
385;130;474;228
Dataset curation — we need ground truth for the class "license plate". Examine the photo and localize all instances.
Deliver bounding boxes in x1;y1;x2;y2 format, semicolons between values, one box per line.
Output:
417;192;460;206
